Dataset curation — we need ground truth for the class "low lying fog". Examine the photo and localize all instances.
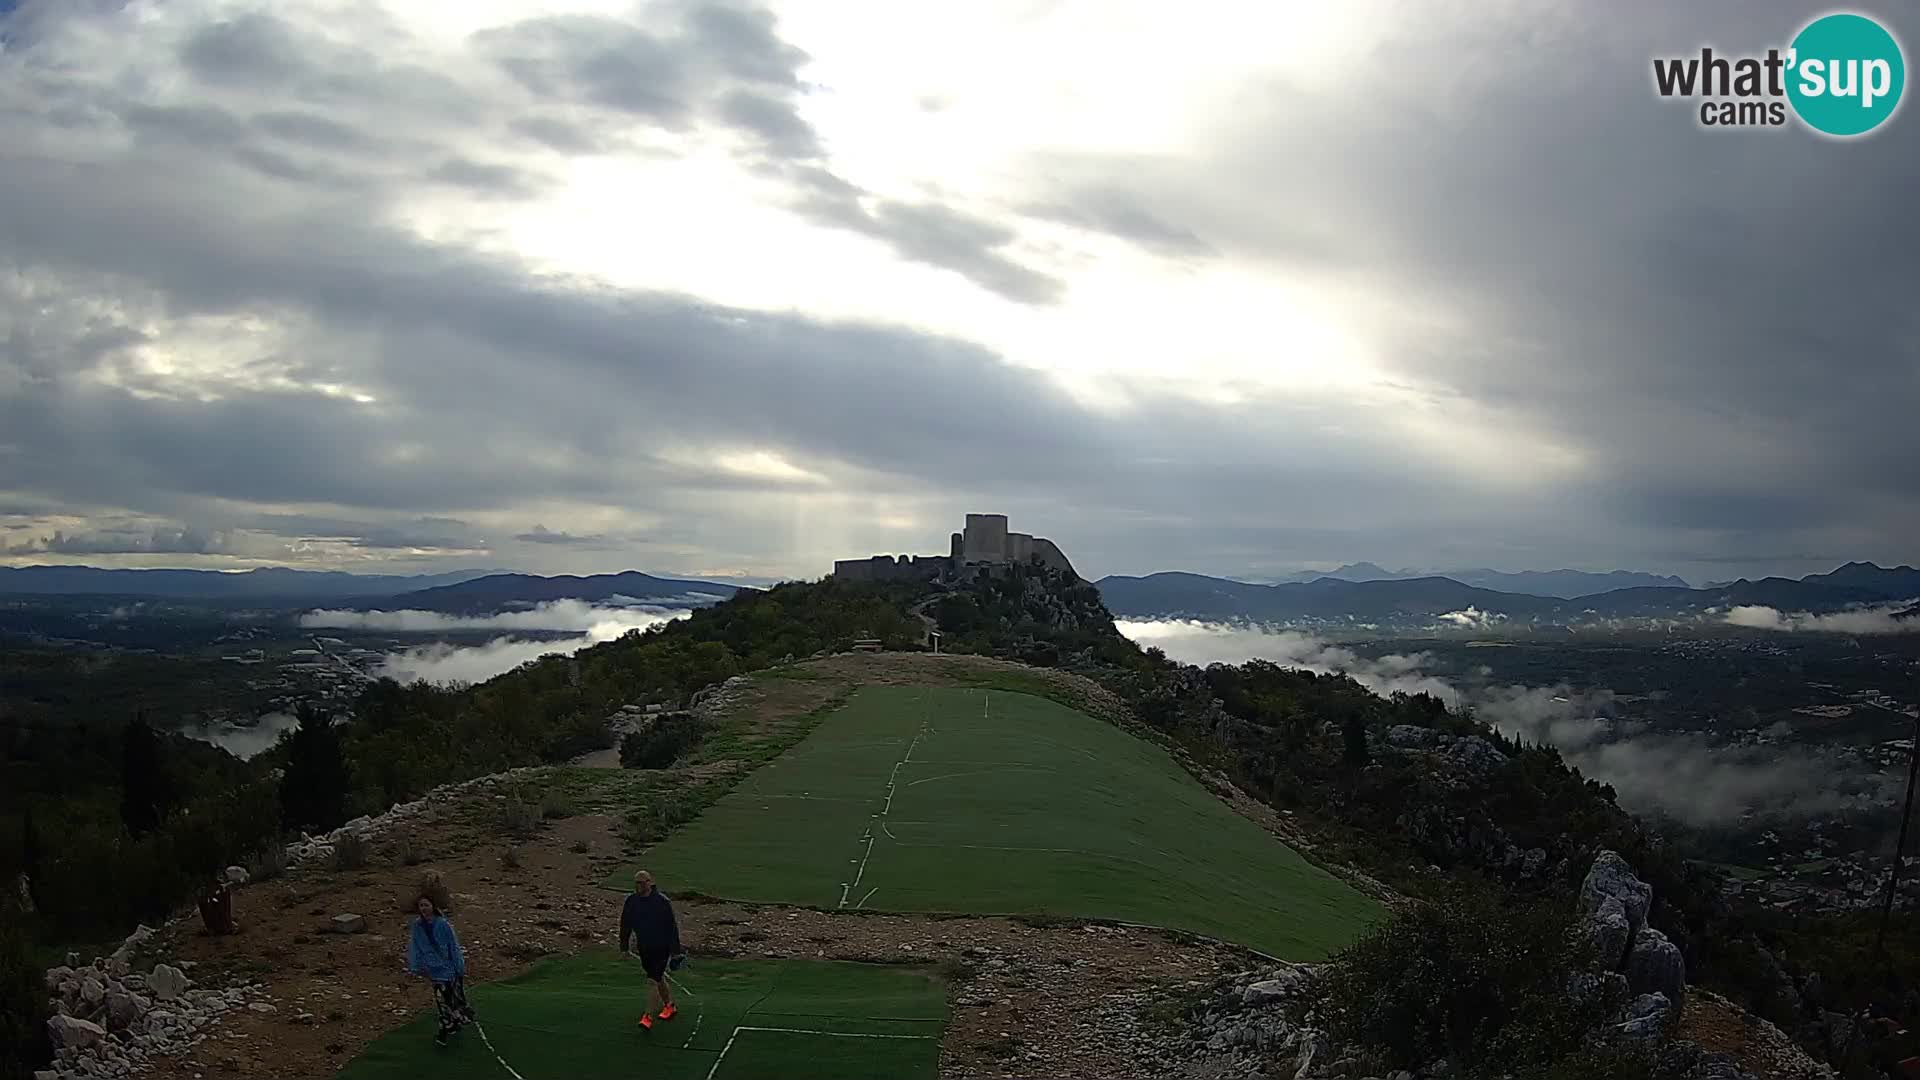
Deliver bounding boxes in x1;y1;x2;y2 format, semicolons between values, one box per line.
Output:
301;600;691;685
1117;619;1892;827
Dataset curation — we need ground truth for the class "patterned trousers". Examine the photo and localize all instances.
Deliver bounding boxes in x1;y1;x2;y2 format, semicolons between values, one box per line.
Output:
433;977;475;1038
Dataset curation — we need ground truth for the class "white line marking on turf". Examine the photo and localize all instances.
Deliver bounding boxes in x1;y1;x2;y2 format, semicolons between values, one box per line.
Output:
474;1022;529;1080
857;886;878;908
840;692;932;908
667;973;704;1049
704;1024;935;1080
738;1025;934;1039
905;766;1055;788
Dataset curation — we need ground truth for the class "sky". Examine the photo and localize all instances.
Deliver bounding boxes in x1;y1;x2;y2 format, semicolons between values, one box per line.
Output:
0;1;1915;585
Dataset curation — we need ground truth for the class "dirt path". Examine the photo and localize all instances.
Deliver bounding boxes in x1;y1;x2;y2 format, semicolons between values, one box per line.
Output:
139;788;1242;1080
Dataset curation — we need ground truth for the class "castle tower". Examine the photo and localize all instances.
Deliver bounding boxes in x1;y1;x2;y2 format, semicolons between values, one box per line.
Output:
962;513;1009;563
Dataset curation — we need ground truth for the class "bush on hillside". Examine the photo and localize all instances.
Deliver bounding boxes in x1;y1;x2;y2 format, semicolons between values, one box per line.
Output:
620;713;709;770
1318;882;1629;1078
0;897;51;1079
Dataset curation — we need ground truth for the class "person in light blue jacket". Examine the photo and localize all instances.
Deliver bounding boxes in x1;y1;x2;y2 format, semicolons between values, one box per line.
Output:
407;895;475;1046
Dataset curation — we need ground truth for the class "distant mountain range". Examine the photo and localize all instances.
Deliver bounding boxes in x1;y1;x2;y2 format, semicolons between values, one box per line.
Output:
1253;562;1690;598
0;565;501;599
388;571;743;614
1096;562;1920;626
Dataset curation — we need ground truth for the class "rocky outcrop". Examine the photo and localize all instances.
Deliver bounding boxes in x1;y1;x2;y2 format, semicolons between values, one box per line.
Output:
1580;849;1652;940
40;928;273;1080
1626;927;1687;1003
1577;849;1688;1038
282;763;554;865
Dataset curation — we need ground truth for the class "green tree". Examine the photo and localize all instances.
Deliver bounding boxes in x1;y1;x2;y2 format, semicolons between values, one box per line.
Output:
280;706;350;833
0;894;51;1077
119;714;175;836
1343;711;1372;768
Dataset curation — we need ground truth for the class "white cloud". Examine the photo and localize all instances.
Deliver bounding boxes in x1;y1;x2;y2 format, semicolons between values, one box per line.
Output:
1115;618;1893;825
1727;603;1919;635
298;599;690;685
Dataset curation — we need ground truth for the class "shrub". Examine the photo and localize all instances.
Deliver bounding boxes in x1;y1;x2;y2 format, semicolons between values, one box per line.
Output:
415;871;452;913
619;713;709;770
248;841;288;883
540;789;579;820
0;899;51;1078
331;832;368;871
1319;882;1622;1078
501;793;541;837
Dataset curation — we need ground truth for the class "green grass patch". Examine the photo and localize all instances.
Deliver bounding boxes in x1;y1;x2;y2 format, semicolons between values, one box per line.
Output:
610;686;1384;960
334;951;945;1080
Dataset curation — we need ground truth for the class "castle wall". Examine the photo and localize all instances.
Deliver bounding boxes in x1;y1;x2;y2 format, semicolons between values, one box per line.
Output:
834;514;1079;582
832;555;950;583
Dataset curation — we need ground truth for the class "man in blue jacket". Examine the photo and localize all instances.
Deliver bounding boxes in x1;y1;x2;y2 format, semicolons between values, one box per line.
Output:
620;869;683;1029
407;894;476;1046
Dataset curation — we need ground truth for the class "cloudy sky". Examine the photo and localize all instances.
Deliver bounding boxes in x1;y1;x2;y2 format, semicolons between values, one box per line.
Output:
1;0;1914;584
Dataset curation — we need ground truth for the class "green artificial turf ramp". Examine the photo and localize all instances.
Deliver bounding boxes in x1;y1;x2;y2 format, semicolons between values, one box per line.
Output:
615;685;1382;959
334;951;944;1080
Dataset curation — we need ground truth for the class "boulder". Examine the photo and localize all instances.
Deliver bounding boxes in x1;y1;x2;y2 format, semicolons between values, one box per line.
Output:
104;990;146;1031
1587;895;1633;968
332;913;368;934
1580;850;1652;939
148;964;191;1001
1626;928;1687;1004
224;865;250;887
46;1014;107;1050
1447;736;1509;774
1384;725;1446;750
1615;992;1672;1041
44;965;73;991
79;975;105;1006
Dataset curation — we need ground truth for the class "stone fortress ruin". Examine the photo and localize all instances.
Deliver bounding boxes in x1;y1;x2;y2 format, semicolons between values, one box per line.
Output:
832;513;1078;583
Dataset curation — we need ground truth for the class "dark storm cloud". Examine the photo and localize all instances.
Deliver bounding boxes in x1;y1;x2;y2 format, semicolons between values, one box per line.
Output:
2;0;1915;579
1035;0;1920;572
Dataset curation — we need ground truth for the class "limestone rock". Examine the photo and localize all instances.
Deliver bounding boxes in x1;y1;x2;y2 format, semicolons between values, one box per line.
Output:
332;913;368;934
78;976;104;1006
1587;895;1633;969
104;991;146;1031
224;865;250;887
1580;849;1652;939
147;964;190;1001
1626;928;1687;1004
47;1014;107;1050
1384;724;1446;750
1615;992;1671;1040
1447;736;1508;774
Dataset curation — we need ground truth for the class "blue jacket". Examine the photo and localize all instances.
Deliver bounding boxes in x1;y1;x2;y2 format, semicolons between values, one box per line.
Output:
620;891;680;954
408;915;466;982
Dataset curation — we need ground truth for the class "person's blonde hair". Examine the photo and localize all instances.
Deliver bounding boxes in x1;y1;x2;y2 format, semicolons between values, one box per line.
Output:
634;870;653;888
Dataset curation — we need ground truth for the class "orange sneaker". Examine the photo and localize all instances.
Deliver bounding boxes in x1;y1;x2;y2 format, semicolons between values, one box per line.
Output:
638;1014;655;1030
659;1004;677;1021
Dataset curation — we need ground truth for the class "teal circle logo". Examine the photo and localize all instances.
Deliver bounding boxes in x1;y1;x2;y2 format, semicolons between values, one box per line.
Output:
1787;13;1905;136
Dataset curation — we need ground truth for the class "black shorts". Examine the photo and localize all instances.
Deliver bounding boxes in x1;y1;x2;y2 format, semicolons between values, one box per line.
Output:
637;947;670;980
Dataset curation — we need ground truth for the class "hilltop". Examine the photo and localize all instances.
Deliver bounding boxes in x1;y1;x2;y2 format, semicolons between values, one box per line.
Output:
7;557;1907;1079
